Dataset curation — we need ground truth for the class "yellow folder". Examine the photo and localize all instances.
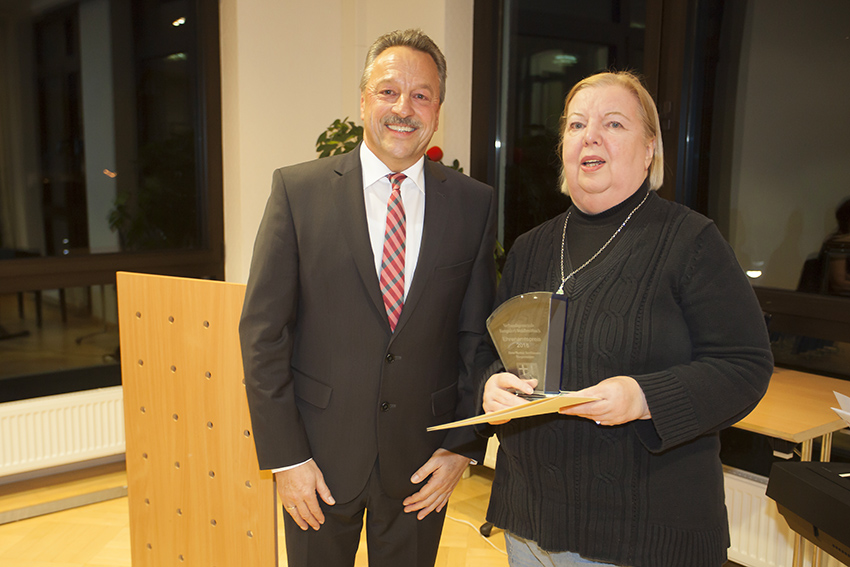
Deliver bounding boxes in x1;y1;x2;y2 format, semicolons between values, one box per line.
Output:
427;393;597;431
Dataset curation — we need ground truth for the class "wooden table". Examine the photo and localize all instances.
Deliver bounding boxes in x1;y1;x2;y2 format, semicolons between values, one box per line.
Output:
735;368;850;461
734;368;850;567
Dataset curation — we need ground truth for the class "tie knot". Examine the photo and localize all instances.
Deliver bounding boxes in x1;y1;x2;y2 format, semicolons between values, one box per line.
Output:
388;172;407;191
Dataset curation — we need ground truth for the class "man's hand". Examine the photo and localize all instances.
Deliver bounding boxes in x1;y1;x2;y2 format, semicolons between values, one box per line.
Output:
558;376;651;425
482;372;537;424
275;460;335;531
402;449;470;520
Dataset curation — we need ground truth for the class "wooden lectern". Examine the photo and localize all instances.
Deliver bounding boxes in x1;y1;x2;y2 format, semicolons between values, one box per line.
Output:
117;272;277;566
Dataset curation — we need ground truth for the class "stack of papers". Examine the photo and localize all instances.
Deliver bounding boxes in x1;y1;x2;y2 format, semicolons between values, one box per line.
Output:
832;391;850;428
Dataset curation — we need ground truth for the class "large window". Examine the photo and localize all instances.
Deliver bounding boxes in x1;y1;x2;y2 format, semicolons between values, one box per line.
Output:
703;0;850;381
0;0;222;401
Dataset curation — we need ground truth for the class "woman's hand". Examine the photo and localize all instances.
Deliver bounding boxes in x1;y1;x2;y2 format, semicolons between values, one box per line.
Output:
559;376;651;426
482;372;537;424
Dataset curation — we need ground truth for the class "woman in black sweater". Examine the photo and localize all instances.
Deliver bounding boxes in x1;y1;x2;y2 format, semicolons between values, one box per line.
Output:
480;71;773;567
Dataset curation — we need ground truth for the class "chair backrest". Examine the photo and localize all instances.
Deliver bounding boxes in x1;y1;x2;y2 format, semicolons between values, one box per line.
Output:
797;254;828;294
117;271;277;566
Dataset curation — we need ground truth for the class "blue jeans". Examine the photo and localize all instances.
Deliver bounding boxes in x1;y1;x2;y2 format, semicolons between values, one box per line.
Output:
505;532;624;567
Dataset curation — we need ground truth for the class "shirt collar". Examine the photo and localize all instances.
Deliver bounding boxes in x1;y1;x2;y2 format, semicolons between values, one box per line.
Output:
360;143;426;194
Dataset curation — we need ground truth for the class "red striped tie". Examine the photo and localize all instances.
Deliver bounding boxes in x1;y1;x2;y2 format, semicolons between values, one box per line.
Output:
380;173;407;331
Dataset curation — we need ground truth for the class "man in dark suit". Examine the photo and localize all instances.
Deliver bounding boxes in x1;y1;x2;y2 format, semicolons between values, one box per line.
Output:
239;29;496;567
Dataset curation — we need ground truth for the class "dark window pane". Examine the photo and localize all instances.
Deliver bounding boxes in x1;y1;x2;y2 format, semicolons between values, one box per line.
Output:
630;0;646;28
504;36;611;247
521;0;617;23
0;286;120;402
1;0;206;257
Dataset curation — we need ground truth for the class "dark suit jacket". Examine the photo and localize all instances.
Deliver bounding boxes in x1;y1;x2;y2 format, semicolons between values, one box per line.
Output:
239;147;496;502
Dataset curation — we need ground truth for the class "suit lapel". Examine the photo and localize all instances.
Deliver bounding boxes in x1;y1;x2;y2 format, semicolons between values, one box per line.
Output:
394;159;449;333
331;148;387;320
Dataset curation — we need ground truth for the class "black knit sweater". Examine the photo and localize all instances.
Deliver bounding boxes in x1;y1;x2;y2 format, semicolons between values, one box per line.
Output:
482;188;773;567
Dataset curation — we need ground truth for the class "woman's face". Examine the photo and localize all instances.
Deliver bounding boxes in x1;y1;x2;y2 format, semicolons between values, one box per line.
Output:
561;84;654;214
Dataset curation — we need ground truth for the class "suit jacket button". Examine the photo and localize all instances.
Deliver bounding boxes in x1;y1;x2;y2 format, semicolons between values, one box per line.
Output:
385;353;395;363
381;401;390;412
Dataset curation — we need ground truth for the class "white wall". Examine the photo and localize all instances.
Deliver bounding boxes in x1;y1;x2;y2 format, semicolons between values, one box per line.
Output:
221;0;476;284
726;0;850;288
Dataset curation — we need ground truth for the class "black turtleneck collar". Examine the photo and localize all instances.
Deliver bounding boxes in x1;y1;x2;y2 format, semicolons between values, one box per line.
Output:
564;178;652;272
570;178;652;225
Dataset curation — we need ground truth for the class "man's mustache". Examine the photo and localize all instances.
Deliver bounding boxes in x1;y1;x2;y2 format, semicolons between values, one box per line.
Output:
383;116;422;129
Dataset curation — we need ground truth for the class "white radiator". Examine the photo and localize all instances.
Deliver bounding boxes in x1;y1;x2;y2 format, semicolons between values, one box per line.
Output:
0;386;125;478
725;466;847;567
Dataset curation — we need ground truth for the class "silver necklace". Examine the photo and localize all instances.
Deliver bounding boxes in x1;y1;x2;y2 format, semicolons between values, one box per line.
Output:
556;190;650;295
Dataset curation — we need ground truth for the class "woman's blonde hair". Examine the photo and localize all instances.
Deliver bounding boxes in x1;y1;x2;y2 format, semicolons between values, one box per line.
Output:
558;70;664;193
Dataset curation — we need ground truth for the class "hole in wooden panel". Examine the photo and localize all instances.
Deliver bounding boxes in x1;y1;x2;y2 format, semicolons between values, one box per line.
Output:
210;519;217;526
245;480;252;488
203;320;210;328
178;554;184;561
140;406;146;413
244;430;251;438
177;508;182;516
173;414;179;421
138;360;144;366
207;421;213;429
135;312;141;318
171;365;177;373
142;452;148;459
168;316;174;323
208;470;215;478
247;530;253;538
144;498;150;505
175;461;181;469
205;371;212;379
146;543;152;550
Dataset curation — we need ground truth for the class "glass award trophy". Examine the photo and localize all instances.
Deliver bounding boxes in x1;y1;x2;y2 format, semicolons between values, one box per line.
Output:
486;292;568;397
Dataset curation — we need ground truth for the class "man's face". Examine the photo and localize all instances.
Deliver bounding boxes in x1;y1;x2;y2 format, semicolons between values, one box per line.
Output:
360;46;441;172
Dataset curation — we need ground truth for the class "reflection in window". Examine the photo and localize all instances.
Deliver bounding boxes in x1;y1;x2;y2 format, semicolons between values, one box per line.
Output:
769;331;850;381
0;286;119;403
0;0;203;258
708;0;850;298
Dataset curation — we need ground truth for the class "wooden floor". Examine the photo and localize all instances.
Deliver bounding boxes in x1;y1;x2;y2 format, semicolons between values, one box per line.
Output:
0;464;751;567
0;464;508;567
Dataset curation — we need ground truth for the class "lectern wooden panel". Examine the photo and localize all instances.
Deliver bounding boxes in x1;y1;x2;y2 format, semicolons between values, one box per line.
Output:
117;272;276;566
